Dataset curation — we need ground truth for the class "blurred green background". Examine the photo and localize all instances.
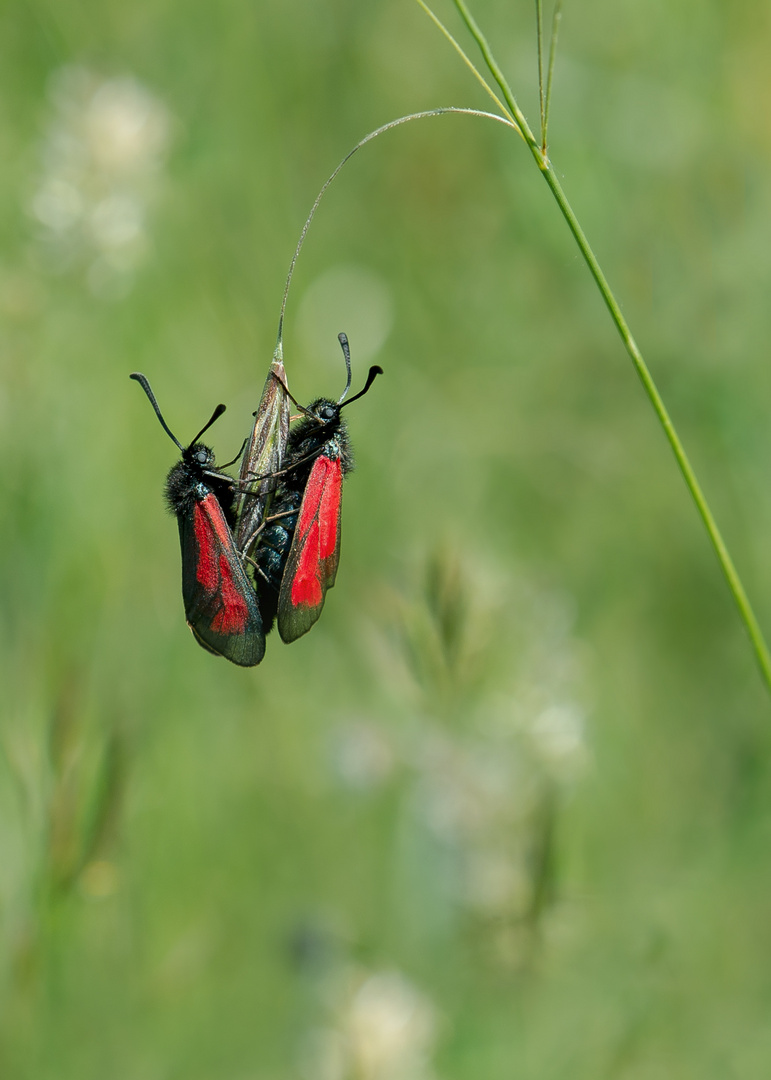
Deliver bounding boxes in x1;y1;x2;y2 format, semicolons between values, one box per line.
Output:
3;0;771;1076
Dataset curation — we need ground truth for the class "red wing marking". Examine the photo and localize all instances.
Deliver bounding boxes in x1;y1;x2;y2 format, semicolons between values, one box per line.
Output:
277;454;343;644
192;504;250;633
183;495;264;664
291;520;324;607
193;504;220;593
290;456;342;609
211;553;250;633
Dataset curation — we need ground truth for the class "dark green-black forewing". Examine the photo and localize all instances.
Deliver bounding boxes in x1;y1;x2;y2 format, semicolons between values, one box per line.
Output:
180;491;265;666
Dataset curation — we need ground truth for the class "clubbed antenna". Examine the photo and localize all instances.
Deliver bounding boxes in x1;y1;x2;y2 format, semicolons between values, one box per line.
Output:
130;372;226;450
334;334;383;409
337;332;353;403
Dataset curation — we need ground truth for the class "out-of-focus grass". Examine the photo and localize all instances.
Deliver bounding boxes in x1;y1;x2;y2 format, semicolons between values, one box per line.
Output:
2;0;771;1076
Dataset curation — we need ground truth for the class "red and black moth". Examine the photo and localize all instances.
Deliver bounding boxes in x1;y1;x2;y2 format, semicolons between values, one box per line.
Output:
130;372;266;667
253;333;382;643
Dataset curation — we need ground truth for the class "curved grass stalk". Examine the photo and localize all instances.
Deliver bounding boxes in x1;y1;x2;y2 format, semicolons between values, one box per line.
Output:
274;107;518;359
416;0;771;694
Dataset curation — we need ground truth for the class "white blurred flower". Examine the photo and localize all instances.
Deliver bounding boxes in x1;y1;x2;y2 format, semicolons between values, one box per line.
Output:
31;177;84;231
343;971;437;1080
464;849;527;913
304;970;438;1080
29;66;171;295
82;75;170;173
531;703;586;771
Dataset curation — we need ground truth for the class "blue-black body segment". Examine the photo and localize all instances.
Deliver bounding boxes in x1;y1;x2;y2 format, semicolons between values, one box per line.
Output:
253;490;302;632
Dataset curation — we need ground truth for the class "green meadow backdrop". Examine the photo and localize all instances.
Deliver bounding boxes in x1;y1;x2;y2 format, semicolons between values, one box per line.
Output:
2;0;771;1076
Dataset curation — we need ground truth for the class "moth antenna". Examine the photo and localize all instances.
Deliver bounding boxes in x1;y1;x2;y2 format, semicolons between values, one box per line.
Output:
340;363;384;410
130;372;226;452
187;403;227;449
130;372;184;452
337;332;353;404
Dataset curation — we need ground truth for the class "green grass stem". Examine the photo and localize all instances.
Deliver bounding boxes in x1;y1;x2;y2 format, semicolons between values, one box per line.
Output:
543;0;563;151
416;0;771;696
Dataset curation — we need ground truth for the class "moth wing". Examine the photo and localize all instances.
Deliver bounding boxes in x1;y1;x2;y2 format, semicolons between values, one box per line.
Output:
180;493;266;666
277;455;343;644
